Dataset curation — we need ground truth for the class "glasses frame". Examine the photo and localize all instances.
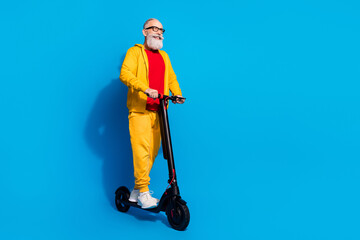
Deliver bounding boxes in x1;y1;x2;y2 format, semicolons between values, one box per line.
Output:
144;26;165;34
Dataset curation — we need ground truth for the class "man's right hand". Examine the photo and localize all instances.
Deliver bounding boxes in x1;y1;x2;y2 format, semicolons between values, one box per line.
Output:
144;88;158;99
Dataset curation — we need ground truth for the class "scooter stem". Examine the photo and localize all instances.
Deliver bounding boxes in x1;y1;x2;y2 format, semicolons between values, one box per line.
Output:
158;97;180;196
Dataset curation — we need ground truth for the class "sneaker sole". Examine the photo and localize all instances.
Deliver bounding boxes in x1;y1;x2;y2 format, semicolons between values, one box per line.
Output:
140;203;157;209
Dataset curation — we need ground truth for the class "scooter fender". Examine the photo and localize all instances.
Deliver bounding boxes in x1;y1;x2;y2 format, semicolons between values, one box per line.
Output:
176;198;187;205
115;186;127;195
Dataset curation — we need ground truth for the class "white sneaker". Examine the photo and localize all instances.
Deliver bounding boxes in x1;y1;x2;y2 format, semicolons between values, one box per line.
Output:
129;189;139;202
138;191;159;209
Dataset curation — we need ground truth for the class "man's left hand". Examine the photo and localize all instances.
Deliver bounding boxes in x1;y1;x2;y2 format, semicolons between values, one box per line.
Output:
172;95;185;104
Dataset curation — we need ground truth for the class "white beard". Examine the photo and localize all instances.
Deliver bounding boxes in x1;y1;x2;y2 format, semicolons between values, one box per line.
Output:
146;33;164;50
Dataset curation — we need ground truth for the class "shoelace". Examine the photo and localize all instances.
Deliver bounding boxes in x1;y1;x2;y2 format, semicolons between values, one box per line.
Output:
141;191;154;200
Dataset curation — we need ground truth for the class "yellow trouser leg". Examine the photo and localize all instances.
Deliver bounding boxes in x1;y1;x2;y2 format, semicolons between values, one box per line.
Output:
129;111;161;193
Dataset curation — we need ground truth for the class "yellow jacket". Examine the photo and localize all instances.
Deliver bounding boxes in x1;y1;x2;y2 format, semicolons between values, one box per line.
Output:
119;44;182;112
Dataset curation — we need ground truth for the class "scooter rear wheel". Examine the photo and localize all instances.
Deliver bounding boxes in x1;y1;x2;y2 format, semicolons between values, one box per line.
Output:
166;200;190;231
115;186;130;212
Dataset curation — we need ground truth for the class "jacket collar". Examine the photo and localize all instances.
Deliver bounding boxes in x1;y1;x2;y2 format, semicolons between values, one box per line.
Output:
135;44;149;71
134;43;166;69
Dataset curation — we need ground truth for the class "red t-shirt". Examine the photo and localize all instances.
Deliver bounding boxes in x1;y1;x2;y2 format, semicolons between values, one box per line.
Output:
145;49;165;111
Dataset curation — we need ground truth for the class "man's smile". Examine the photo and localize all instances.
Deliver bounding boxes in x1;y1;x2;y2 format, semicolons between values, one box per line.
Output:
152;35;162;40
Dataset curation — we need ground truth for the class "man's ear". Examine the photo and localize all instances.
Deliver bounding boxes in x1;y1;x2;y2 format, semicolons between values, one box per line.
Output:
142;29;147;37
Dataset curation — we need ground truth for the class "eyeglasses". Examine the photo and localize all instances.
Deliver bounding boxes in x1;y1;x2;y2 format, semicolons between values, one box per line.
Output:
144;26;165;34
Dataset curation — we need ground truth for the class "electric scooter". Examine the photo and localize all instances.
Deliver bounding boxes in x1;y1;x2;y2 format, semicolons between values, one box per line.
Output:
115;94;190;231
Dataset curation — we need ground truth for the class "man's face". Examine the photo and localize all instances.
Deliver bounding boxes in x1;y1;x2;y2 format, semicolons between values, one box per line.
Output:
143;20;165;50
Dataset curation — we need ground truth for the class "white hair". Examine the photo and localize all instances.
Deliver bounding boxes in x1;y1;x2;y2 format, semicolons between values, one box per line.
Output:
143;18;158;29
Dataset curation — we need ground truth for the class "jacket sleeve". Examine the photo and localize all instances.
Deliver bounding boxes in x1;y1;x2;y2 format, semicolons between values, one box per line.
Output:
167;54;182;96
119;48;148;93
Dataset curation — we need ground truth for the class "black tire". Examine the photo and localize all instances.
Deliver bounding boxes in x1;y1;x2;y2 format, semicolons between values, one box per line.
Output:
166;200;190;231
115;186;130;212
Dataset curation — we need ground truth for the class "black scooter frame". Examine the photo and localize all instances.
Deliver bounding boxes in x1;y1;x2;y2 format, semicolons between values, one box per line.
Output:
115;95;186;213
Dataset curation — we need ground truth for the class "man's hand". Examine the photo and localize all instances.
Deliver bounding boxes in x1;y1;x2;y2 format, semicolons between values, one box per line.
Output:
172;95;185;104
145;88;159;99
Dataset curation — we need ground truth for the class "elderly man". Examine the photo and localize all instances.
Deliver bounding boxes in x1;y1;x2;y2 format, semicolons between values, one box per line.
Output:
119;18;185;209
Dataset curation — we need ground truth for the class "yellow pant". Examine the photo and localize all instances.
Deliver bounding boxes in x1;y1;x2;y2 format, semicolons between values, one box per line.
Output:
128;111;161;192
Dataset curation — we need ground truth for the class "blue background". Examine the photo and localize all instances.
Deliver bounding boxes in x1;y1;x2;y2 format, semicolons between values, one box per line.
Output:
1;0;359;239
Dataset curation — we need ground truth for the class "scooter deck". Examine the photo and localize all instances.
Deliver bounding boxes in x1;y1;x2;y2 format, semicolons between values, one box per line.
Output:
124;200;163;213
121;187;185;213
121;189;170;213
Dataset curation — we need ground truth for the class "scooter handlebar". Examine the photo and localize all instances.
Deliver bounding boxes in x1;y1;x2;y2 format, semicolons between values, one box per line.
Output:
145;93;186;102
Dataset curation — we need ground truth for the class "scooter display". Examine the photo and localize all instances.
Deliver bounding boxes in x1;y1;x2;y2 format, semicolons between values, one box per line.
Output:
115;94;190;231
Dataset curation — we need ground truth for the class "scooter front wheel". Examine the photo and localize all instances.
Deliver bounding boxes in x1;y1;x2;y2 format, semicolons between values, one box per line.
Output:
166;200;190;231
115;186;130;212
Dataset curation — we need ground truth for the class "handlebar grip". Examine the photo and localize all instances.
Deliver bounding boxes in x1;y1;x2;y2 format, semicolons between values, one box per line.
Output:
145;92;185;101
145;92;161;98
174;96;186;100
